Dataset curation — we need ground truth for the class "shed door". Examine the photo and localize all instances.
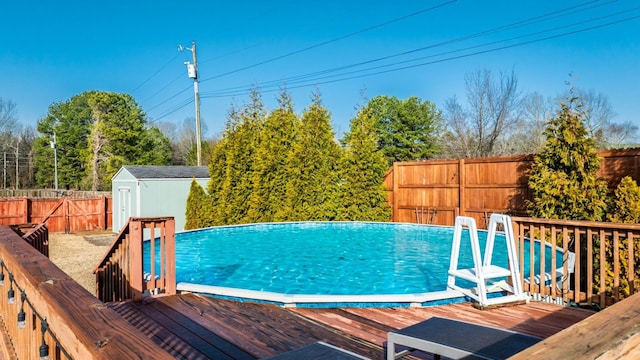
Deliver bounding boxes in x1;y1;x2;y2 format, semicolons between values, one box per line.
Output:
118;187;131;231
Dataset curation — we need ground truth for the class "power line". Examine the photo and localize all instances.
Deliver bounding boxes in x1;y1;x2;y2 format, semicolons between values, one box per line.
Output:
147;1;638;121
150;98;195;122
198;0;457;83
218;0;613;91
199;0;616;96
146;0;457;119
138;72;188;105
275;12;640;91
199;5;639;99
129;52;183;94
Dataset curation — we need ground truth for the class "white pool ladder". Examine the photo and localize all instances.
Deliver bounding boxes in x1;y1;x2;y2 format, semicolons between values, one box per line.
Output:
447;214;528;308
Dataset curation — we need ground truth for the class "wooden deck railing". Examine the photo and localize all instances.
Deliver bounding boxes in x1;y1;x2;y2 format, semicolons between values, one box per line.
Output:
511;217;639;308
95;217;176;302
20;223;49;257
0;225;174;359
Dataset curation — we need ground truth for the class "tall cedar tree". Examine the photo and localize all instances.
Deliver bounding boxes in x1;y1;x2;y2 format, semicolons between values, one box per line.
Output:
283;92;342;221
35;94;93;189
34;91;172;191
205;109;236;226
527;98;608;224
217;89;265;224
184;179;208;230
601;176;640;298
248;91;299;222
366;95;443;165
337;106;392;221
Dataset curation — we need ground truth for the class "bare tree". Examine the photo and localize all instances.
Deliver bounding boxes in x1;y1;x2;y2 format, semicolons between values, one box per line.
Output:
0;97;19;152
560;84;635;148
0;97;18;134
576;89;616;145
506;92;554;154
157;117;212;165
442;69;522;158
604;121;638;148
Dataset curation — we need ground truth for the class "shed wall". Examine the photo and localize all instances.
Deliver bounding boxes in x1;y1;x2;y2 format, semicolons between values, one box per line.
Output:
137;178;208;232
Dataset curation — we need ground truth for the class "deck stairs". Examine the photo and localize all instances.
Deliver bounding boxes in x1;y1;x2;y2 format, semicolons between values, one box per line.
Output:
447;214;528;308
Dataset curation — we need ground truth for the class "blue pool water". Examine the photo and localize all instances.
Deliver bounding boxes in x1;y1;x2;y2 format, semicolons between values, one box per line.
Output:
145;222;561;297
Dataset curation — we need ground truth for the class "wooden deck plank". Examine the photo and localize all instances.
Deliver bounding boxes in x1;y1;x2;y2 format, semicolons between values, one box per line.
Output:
171;294;384;359
291;308;391;345
129;299;253;360
108;301;216;359
160;294;314;358
110;293;595;360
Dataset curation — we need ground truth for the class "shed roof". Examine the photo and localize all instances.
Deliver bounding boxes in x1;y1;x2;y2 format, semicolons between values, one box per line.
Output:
120;166;209;180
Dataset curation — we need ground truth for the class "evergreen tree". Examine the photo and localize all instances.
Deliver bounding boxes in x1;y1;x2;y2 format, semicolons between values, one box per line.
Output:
34;91;172;191
248;90;298;222
217;89;265;224
527;98;608;223
34;95;92;189
601;176;640;298
607;177;640;223
283;92;342;221
203;107;235;227
137;127;173;166
185;179;207;230
337;106;392;221
207;105;239;225
185;140;214;166
365;95;443;165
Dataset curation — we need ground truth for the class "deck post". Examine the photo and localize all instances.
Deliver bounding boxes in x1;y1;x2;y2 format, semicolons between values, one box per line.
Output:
165;218;176;295
129;219;144;301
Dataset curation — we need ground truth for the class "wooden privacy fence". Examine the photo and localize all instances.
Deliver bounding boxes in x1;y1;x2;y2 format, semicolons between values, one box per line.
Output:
0;225;174;359
0;189;110;198
384;148;640;226
95;217;176;303
511;217;639;308
0;196;112;233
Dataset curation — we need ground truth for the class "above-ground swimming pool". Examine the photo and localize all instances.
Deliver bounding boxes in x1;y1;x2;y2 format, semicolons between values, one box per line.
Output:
146;222;562;307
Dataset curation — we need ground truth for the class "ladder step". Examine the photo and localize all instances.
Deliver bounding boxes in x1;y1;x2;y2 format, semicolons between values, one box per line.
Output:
448;265;512;282
482;294;529;306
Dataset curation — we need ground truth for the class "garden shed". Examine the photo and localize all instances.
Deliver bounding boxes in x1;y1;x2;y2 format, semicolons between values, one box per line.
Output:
111;165;209;232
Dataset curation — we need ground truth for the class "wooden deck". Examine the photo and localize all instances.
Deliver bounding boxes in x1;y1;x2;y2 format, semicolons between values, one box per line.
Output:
107;294;594;359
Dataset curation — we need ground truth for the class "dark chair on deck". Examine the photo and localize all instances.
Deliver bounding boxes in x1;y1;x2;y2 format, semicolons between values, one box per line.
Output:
386;317;541;360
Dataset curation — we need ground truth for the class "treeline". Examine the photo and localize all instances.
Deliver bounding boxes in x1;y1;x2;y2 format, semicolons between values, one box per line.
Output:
0;92;215;191
185;91;392;228
2;68;637;192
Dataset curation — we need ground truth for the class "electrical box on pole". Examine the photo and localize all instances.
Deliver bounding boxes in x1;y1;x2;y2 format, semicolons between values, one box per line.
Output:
186;63;197;79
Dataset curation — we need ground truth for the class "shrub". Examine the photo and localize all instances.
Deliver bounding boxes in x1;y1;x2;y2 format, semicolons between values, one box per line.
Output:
596;176;640;299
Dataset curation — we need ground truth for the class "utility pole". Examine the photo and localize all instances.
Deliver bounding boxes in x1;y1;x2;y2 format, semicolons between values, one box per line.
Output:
14;138;20;189
179;41;202;166
50;134;58;191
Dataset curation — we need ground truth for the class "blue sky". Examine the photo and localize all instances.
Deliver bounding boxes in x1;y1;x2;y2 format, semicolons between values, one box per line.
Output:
1;0;639;138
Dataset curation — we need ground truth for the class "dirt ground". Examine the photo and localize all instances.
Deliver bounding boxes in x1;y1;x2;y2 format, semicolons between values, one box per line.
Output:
48;231;115;294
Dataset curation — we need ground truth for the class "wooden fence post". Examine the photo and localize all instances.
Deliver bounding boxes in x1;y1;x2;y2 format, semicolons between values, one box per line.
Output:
22;197;28;223
99;195;106;230
393;162;399;222
64;198;70;233
458;159;465;217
